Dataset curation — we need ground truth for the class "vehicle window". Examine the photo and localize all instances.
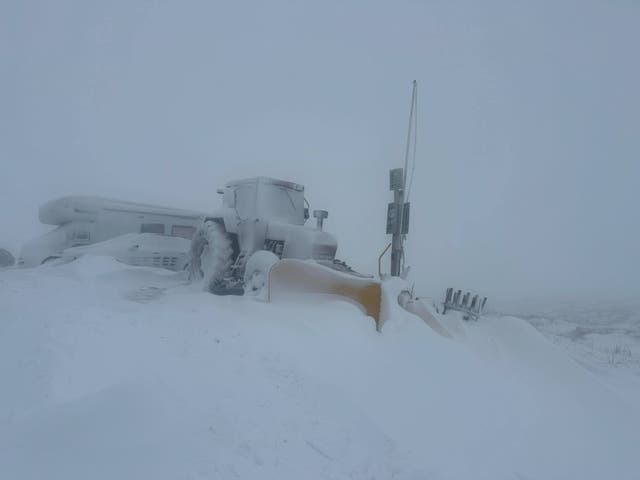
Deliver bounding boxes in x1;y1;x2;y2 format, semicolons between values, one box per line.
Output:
235;185;256;219
140;223;165;234
262;187;300;222
74;231;90;242
171;225;196;239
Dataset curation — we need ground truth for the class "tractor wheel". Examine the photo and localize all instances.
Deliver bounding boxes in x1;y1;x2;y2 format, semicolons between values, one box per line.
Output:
188;220;234;292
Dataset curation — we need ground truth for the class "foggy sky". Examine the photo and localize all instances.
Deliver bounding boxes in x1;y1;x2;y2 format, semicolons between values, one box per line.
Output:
2;0;638;304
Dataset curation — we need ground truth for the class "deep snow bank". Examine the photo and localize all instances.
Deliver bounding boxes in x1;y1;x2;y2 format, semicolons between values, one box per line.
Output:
1;257;639;479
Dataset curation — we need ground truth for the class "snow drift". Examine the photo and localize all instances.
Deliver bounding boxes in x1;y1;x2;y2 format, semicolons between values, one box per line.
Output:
1;256;639;479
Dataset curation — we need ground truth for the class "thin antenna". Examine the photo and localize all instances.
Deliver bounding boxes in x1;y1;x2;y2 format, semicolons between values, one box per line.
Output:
402;80;418;191
406;82;418;201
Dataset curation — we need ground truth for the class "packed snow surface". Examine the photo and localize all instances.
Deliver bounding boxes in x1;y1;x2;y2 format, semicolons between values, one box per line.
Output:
518;300;640;406
1;257;639;479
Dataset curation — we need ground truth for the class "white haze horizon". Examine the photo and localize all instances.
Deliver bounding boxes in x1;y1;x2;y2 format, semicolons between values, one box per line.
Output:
2;0;638;308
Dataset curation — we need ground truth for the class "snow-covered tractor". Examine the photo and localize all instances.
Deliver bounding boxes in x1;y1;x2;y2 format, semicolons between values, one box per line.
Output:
189;177;348;294
189;177;381;325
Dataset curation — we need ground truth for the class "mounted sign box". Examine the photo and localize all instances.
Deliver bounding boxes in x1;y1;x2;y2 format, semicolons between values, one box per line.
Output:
389;168;404;191
386;203;398;234
401;202;410;234
386;202;410;234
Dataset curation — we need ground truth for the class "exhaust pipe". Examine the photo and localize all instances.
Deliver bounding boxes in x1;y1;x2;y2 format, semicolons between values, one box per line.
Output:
313;210;328;231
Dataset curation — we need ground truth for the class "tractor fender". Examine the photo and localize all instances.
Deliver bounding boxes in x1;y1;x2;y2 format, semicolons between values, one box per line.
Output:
204;207;241;235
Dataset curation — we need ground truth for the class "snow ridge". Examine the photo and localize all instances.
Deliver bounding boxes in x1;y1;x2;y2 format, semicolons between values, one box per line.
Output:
1;257;639;479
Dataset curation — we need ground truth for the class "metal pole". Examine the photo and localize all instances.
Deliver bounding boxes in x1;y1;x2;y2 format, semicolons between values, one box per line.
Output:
389;81;417;277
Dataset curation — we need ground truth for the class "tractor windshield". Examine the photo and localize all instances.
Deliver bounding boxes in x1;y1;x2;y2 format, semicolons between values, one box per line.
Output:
259;184;305;224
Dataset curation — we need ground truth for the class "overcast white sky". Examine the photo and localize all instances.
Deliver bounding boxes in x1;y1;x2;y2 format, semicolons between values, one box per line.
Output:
1;0;638;304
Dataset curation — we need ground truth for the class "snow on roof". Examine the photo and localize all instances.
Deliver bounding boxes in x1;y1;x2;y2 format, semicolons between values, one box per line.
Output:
39;196;206;225
225;177;304;192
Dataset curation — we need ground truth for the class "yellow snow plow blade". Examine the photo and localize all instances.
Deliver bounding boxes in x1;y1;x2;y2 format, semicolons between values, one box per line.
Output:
267;259;382;330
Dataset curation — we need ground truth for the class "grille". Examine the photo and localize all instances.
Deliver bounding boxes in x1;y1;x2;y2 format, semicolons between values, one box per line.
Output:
129;256;178;269
312;245;335;261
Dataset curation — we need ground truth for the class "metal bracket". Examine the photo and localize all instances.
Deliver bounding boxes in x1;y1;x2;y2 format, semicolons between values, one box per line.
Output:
442;287;487;320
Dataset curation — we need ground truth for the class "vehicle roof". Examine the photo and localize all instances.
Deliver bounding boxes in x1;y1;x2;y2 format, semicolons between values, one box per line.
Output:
39;196;206;225
225;177;304;192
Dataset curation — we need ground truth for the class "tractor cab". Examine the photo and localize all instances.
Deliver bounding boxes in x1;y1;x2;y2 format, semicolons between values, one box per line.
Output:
221;177;308;225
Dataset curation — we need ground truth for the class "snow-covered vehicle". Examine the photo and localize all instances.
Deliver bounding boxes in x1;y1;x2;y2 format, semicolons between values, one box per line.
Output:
18;196;204;267
189;177;335;293
189;177;382;323
60;233;191;271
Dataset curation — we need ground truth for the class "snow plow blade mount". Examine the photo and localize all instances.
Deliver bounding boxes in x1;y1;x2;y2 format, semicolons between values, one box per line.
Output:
267;259;382;330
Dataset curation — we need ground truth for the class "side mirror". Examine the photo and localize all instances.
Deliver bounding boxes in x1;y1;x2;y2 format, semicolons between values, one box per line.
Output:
216;188;224;195
304;207;310;220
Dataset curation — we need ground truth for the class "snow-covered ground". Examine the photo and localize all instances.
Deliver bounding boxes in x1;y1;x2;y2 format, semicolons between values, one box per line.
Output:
1;257;639;479
513;300;640;407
